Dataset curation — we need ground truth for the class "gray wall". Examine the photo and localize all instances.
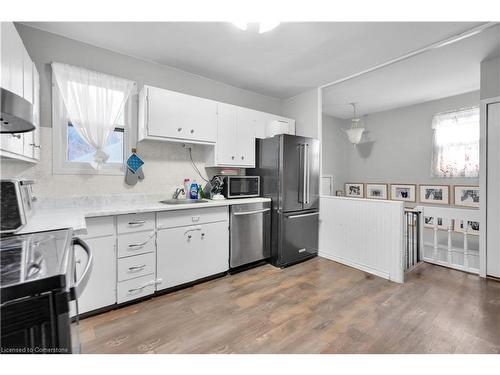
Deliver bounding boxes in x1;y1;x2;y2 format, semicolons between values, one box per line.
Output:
321;114;350;193
481;56;500;100
15;23;283;130
1;24;283;198
322;90;480;198
282;88;320;139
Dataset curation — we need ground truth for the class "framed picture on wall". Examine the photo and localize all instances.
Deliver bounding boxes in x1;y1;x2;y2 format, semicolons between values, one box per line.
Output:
419;185;450;205
390;184;416;202
345;183;364;198
453;185;479;208
366;183;388;200
454;219;480;236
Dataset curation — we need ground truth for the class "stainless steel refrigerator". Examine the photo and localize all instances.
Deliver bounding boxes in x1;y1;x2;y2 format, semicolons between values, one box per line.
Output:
250;134;320;267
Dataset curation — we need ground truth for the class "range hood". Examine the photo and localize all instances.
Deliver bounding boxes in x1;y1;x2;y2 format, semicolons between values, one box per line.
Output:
0;88;35;133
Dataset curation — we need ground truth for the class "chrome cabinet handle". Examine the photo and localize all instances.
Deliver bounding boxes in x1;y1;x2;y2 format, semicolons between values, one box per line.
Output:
128;220;146;226
201;233;205;238
127;232;155;249
177;127;182;132
190;129;194;133
11;134;21;139
241;156;244;160
128;264;146;271
231;156;235;160
233;208;270;216
128;280;155;293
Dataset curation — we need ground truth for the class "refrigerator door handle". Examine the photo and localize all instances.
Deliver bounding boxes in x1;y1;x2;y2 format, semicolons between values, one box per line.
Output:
305;143;310;204
287;212;320;219
302;144;307;205
298;144;304;203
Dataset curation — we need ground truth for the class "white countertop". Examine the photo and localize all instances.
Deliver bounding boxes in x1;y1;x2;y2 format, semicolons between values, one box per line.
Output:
17;196;271;235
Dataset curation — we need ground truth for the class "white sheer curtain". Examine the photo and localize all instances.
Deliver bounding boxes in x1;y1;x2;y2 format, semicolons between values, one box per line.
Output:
431;106;479;178
52;63;135;169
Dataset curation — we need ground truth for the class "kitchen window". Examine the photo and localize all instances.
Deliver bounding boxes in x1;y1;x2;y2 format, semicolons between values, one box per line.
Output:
431;106;479;178
52;63;134;175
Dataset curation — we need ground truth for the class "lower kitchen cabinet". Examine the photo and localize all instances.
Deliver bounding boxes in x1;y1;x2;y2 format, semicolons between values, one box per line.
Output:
75;235;117;314
156;221;229;290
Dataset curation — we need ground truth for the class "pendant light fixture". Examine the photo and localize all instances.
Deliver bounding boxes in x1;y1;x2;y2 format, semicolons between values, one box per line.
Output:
345;103;365;146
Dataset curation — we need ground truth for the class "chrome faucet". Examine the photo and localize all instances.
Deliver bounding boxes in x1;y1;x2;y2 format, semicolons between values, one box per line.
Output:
172;187;184;199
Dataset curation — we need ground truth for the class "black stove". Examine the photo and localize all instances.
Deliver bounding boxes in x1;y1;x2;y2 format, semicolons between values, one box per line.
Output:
0;229;92;354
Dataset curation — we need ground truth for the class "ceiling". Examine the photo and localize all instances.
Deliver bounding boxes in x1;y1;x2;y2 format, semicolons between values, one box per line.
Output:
22;22;486;99
323;24;500;119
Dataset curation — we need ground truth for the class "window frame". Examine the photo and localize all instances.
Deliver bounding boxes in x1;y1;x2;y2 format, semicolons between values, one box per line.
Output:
52;76;131;176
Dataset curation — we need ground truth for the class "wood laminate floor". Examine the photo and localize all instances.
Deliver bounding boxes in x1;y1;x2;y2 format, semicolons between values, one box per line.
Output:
80;257;500;354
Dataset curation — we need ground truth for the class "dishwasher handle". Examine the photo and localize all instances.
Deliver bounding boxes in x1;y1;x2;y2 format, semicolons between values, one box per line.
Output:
233;208;271;216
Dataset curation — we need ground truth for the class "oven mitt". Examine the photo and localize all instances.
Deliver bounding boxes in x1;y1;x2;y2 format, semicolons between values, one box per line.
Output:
127;153;144;173
125;167;139;185
136;167;144;180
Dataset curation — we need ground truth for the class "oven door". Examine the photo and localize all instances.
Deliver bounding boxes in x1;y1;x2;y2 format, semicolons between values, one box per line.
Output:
227;176;260;198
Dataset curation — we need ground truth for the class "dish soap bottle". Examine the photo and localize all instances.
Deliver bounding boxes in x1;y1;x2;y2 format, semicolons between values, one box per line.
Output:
183;178;191;199
189;180;199;199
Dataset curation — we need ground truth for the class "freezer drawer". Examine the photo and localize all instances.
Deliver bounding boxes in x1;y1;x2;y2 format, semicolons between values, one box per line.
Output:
278;210;319;266
230;201;271;268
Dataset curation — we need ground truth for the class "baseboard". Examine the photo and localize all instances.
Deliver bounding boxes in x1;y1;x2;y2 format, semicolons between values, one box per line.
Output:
318;251;390;281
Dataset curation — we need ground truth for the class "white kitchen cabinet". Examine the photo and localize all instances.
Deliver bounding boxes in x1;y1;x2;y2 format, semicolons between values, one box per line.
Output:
138;85;217;144
156;220;229;290
0;22;40;162
75;235;117;314
255;112;295;139
210;103;256;167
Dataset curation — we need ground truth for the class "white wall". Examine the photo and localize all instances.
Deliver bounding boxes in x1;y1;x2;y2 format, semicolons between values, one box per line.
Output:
319;196;404;283
321;114;350;194
282;88;321;139
480;56;500;100
1;24;282;198
322;91;480;196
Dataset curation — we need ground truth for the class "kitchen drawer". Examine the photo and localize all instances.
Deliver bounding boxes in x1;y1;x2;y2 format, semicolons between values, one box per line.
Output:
117;212;155;233
157;207;228;229
117;252;155;282
117;230;156;258
117;274;156;304
82;216;115;238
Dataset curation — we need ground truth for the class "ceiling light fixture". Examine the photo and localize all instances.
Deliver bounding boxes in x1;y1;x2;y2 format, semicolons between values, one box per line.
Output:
232;22;280;33
344;103;365;146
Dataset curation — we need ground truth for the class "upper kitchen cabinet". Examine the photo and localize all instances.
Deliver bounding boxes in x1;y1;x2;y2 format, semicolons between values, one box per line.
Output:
210;103;256;167
0;22;40;163
255;112;295;139
138;85;218;144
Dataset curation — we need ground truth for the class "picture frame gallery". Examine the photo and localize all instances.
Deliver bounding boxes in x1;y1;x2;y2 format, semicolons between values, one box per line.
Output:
343;183;479;208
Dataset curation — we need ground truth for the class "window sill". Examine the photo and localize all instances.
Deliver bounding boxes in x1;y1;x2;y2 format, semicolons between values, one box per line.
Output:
53;163;126;176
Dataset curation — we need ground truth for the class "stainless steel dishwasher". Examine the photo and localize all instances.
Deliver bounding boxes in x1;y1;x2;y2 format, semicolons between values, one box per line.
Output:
229;201;271;268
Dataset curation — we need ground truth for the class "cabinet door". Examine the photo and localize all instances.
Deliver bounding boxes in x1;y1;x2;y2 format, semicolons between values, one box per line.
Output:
5;23;24;97
216;103;238;165
75;236;117;314
147;86;186;139
183;94;217;142
1;23;11;90
156;221;229;290
22;50;33;104
1;134;24;155
487;101;500;278
236;107;256;166
32;65;41;160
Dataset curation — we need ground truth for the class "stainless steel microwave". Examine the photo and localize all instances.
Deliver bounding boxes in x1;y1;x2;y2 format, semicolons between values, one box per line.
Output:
219;176;260;199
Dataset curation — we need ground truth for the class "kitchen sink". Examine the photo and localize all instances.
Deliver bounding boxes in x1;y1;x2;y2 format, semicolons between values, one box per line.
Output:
159;199;209;205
